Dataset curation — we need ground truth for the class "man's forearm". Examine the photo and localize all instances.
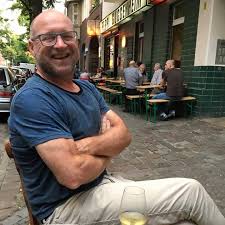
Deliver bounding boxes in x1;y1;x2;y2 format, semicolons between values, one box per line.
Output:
76;154;110;186
75;124;131;157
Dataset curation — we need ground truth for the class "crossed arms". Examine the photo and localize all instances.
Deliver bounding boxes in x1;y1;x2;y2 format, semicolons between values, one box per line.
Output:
36;110;131;189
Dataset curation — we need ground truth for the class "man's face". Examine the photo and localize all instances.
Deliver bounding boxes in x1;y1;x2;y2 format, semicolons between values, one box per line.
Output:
29;13;80;79
154;65;158;71
164;61;171;70
140;65;145;72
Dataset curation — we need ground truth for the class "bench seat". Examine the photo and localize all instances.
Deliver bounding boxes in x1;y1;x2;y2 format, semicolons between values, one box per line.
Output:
97;86;122;104
146;96;196;122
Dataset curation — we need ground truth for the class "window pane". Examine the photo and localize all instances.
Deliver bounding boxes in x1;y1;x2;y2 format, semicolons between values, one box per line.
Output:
174;3;184;19
0;69;6;82
171;23;184;64
73;15;78;24
73;3;78;13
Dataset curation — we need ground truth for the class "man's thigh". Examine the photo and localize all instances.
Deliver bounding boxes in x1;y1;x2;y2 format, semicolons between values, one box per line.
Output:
46;176;195;225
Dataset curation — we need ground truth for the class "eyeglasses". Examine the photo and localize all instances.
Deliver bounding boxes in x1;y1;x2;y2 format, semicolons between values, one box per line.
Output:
31;31;77;46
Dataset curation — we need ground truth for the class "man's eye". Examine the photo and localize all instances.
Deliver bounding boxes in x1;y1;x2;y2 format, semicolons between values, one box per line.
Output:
41;35;55;42
62;34;73;40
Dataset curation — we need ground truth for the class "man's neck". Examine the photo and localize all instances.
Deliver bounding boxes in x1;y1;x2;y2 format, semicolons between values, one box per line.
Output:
37;70;80;93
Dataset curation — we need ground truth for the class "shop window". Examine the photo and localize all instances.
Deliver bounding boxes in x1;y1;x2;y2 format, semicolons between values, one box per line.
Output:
72;3;79;25
171;2;185;67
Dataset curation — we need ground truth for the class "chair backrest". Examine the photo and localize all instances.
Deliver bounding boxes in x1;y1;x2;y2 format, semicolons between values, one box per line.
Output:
4;141;39;225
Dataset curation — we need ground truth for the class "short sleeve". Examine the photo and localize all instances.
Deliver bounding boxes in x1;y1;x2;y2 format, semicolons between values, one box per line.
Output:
9;88;73;148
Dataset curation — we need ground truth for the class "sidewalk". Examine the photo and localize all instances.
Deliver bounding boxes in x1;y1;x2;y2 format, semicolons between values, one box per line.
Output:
0;106;225;224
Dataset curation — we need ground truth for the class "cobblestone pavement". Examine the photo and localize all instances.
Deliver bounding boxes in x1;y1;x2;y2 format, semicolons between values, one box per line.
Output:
0;108;225;224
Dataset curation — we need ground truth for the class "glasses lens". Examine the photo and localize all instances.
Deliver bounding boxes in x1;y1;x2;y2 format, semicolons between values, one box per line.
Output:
39;31;77;46
40;33;56;46
61;31;76;42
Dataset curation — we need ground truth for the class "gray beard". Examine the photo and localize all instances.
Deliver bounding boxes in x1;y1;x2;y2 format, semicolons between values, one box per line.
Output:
38;59;76;79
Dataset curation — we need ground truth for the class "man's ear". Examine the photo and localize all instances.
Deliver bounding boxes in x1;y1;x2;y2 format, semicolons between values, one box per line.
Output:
28;40;35;56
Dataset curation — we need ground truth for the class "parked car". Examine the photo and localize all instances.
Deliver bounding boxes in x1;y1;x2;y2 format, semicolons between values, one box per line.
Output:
0;65;17;113
11;66;24;77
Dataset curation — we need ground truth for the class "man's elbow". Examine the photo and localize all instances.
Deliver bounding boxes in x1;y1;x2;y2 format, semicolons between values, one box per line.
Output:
57;175;82;190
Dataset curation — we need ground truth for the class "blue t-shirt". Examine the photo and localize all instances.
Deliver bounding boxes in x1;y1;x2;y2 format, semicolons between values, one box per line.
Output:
8;74;109;222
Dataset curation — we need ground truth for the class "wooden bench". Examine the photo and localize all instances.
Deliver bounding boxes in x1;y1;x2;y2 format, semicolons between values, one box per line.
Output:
4;141;39;225
146;96;196;122
97;86;122;104
126;94;155;115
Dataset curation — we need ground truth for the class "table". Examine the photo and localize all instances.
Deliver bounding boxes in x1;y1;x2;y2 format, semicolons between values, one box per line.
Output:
136;84;161;92
105;79;125;84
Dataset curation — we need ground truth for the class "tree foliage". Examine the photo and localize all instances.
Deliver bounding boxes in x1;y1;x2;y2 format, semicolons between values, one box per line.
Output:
0;14;34;64
11;0;57;30
0;0;58;64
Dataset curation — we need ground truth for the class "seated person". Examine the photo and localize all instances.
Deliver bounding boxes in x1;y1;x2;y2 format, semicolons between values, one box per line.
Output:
153;59;184;120
94;67;107;79
123;60;142;112
8;10;225;225
79;69;89;80
138;63;148;84
150;63;164;94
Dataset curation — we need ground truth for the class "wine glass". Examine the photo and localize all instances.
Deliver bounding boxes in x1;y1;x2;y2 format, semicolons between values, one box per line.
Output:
119;186;148;225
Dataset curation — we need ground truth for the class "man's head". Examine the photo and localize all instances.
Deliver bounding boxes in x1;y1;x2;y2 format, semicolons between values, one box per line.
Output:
28;10;80;80
129;60;136;67
139;64;146;73
154;63;161;71
164;60;175;70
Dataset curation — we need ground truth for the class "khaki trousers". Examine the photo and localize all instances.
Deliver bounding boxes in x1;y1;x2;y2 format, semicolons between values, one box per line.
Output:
44;175;225;225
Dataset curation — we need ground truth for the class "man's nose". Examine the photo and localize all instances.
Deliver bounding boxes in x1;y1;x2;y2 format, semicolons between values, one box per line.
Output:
54;35;67;47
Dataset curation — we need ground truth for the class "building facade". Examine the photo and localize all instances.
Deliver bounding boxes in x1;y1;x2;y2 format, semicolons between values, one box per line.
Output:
65;0;102;75
100;0;225;116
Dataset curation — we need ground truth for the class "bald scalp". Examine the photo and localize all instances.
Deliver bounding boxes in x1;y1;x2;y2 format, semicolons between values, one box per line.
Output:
30;10;73;38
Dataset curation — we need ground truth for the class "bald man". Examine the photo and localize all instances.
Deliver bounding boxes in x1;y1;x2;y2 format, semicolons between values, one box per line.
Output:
153;59;185;120
123;60;141;112
8;10;225;225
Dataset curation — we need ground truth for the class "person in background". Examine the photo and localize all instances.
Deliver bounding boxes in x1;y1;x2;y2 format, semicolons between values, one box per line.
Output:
153;59;184;120
150;63;164;94
138;63;148;84
136;61;142;67
94;67;107;79
79;69;89;81
8;10;225;225
150;63;163;85
123;60;141;112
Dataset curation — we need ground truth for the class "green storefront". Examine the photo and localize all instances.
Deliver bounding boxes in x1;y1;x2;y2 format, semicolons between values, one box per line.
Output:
100;0;225;116
143;0;225;116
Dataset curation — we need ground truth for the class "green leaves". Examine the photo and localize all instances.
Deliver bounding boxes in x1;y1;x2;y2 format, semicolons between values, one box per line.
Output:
0;0;56;65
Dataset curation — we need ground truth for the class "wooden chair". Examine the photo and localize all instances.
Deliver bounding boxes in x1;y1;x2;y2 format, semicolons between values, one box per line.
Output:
4;140;39;225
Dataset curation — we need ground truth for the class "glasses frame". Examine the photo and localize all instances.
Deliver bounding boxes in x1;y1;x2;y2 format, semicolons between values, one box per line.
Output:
31;31;77;46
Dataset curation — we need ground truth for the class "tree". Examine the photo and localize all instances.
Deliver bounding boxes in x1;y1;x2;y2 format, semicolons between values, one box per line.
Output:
11;0;57;28
0;13;34;64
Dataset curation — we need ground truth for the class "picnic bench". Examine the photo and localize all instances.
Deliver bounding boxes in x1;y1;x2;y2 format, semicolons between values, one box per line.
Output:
4;141;39;225
146;96;196;122
97;85;122;104
126;94;155;114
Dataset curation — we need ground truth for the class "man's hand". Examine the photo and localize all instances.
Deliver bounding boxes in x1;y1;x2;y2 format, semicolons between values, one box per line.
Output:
100;114;111;134
75;110;131;157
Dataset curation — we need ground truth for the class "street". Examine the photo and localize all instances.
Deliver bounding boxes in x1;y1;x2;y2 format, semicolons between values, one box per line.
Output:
0;107;225;225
